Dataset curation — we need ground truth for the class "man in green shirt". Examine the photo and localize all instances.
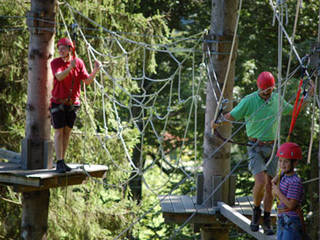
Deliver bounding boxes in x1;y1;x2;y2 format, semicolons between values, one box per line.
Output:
212;71;313;235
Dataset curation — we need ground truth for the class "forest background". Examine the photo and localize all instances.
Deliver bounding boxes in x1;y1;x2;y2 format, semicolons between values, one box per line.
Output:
0;0;319;239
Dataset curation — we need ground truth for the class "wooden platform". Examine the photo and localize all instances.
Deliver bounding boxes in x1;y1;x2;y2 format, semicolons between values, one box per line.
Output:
159;195;218;224
0;162;108;192
159;195;277;240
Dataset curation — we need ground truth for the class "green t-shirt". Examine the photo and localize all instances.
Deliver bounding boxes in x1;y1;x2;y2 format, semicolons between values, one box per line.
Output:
230;91;293;141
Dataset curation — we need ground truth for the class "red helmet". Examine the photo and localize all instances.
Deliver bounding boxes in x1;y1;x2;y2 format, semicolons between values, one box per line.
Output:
276;142;302;160
57;38;74;49
257;71;275;90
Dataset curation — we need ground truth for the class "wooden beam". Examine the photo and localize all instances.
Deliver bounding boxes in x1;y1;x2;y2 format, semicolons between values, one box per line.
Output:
162;212;218;224
13;175;88;192
0;163;107;190
218;202;277;240
0;148;21;163
159;195;174;213
196;173;204;204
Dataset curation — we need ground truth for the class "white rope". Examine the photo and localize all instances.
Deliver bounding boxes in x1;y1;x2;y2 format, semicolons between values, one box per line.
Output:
212;0;243;125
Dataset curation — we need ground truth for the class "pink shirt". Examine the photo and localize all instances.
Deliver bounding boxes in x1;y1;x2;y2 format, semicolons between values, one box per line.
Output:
50;57;89;105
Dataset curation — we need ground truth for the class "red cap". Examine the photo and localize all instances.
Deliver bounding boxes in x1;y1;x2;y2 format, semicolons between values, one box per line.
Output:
257;71;275;90
57;38;74;49
276;142;302;160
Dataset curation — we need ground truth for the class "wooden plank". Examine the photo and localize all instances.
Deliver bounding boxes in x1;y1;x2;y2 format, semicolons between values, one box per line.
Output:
192;196;209;215
13;175;88;192
0;162;21;171
0;148;21;163
0;173;40;187
170;195;186;213
212;176;222;206
158;195;174;213
228;175;236;206
218;202;277;240
162;212;217;224
180;195;196;213
236;196;253;202
196;173;203;204
0;163;107;189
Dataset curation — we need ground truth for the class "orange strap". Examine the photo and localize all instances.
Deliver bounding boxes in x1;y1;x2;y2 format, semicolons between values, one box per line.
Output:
287;79;305;141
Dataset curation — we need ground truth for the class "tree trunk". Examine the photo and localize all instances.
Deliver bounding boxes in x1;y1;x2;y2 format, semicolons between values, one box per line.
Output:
21;0;56;239
202;0;239;239
129;141;143;203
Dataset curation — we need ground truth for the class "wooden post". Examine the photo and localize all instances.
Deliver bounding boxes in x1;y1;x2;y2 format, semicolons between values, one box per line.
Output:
202;0;239;239
21;0;56;239
317;8;320;240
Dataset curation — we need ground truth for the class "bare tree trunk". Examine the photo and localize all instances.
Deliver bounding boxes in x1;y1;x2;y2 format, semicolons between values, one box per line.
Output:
202;0;239;239
21;0;56;239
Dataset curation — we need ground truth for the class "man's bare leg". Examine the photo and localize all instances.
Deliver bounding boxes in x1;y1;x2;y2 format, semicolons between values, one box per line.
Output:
262;175;274;235
54;128;64;160
250;171;267;232
62;126;72;159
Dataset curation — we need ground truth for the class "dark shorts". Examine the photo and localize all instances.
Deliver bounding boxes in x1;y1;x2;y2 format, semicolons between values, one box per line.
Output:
50;103;80;129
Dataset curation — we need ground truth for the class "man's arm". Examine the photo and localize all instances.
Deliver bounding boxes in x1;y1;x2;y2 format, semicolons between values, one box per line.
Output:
84;60;101;85
55;59;76;81
211;112;235;129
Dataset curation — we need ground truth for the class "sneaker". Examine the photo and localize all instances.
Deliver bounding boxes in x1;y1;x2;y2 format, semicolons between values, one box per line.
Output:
262;215;274;235
250;206;261;232
56;159;72;173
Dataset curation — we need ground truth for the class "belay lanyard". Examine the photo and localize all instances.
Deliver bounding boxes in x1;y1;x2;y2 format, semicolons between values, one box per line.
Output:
286;78;307;142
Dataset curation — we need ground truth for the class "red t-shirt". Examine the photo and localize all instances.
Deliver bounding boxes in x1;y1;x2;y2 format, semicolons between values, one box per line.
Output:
50;57;89;105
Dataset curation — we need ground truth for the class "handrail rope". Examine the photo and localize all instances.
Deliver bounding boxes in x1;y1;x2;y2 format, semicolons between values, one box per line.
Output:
307;76;317;164
274;2;285;165
284;0;302;83
302;177;320;185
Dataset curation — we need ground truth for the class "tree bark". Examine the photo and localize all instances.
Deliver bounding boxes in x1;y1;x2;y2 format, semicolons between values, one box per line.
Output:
21;0;56;239
202;0;239;239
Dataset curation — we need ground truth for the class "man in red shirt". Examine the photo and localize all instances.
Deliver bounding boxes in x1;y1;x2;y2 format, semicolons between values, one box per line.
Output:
50;38;101;173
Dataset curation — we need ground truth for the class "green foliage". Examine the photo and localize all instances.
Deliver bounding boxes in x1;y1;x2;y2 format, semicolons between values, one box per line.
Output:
0;1;29;151
48;182;140;240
